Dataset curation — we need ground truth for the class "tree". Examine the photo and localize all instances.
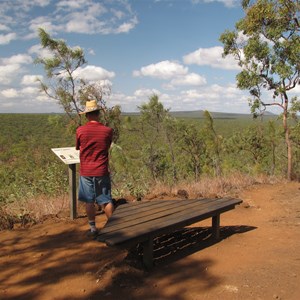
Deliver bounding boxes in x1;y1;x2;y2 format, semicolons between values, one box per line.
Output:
177;122;206;181
138;94;169;133
136;95;170;181
227;124;269;173
220;0;300;180
163;116;180;183
203;111;223;176
36;28;111;127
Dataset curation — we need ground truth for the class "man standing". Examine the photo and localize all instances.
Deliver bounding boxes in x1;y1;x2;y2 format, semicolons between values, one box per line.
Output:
76;100;114;238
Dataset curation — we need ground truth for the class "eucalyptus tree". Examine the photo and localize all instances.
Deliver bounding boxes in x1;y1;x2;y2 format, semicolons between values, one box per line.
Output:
138;94;169;133
177;121;206;181
220;0;300;180
36;28;112;127
137;94;170;181
203;110;223;176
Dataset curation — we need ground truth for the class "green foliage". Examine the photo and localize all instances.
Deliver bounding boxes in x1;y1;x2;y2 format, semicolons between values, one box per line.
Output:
0;114;72;204
220;0;300;180
220;0;300;105
1;106;299;209
202;111;223;176
36;29;118;129
36;29;86;125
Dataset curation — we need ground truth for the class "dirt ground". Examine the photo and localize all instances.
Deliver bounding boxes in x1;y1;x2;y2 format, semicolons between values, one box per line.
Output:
0;182;300;300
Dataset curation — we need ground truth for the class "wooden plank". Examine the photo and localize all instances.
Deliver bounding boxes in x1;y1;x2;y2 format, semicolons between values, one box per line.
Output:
98;199;242;246
101;198;215;233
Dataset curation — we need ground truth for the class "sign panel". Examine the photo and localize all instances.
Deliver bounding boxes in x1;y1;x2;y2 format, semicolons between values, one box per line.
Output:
51;147;80;165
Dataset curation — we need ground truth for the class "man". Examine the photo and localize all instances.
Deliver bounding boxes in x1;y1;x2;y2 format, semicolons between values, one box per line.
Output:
76;100;114;238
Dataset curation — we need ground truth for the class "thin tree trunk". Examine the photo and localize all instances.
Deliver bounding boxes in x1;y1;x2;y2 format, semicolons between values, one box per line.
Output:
283;97;292;180
285;127;292;180
271;141;276;176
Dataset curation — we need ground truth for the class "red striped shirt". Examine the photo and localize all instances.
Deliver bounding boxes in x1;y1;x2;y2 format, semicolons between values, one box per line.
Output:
76;121;113;176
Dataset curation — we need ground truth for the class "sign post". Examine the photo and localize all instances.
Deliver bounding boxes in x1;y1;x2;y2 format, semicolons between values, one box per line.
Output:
51;147;80;220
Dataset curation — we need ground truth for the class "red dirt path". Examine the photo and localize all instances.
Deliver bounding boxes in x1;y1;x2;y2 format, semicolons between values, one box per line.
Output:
1;182;300;300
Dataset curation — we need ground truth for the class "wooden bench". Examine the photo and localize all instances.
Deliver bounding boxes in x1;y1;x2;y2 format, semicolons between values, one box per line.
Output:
97;197;242;269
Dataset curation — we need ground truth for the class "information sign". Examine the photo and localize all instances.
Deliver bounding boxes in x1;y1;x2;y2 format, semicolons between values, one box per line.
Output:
51;147;80;165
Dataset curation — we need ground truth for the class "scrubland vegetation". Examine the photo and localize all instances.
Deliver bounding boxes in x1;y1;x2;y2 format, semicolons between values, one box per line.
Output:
1;99;299;229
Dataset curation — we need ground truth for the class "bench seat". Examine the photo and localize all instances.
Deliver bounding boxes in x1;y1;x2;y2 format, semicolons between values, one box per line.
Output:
97;197;242;269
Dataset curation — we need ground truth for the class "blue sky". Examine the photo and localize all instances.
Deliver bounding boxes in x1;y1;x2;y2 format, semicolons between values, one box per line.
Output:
0;0;255;114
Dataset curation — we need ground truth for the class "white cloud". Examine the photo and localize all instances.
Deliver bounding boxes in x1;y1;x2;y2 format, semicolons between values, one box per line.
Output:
0;64;21;84
0;0;138;43
291;85;300;94
109;88;174;112
88;48;95;55
28;44;53;58
165;83;250;112
1;88;18;98
170;73;207;86
116;16;138;34
17;0;50;9
2;54;33;65
103;82;252;114
183;46;240;70
0;24;10;31
73;65;115;81
0;101;14;108
133;60;188;79
21;75;43;85
134;88;161;98
0;32;17;44
65;15;97;34
180;83;245;103
28;16;61;38
191;0;239;8
58;1;137;35
21;86;39;95
56;0;96;10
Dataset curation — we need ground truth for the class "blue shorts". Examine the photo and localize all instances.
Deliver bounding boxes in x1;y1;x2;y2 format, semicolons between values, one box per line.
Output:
78;175;113;205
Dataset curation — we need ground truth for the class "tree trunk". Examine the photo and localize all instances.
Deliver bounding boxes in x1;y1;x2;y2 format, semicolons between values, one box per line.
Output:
285;127;293;180
283;97;293;181
270;141;276;176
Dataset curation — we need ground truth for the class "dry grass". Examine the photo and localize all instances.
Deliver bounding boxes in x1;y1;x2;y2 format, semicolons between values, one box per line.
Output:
6;194;69;219
148;173;285;200
0;173;285;230
0;194;69;230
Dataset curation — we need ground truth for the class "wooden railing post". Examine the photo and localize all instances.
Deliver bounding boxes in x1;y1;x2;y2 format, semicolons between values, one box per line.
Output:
68;164;77;220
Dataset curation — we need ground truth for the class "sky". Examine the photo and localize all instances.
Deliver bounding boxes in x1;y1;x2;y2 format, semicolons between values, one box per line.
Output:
0;0;285;114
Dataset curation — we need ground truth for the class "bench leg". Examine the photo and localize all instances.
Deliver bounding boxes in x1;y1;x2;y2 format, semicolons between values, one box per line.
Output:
142;238;153;270
212;215;220;240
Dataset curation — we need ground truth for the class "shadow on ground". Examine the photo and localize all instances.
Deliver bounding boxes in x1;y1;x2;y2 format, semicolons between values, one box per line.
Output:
126;225;256;268
64;225;256;300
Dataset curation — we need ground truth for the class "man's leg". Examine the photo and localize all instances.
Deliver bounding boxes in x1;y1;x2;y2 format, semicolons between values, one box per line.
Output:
102;202;114;219
86;202;97;234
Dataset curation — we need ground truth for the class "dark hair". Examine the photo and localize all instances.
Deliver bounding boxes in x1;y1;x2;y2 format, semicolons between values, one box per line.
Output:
86;109;100;117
